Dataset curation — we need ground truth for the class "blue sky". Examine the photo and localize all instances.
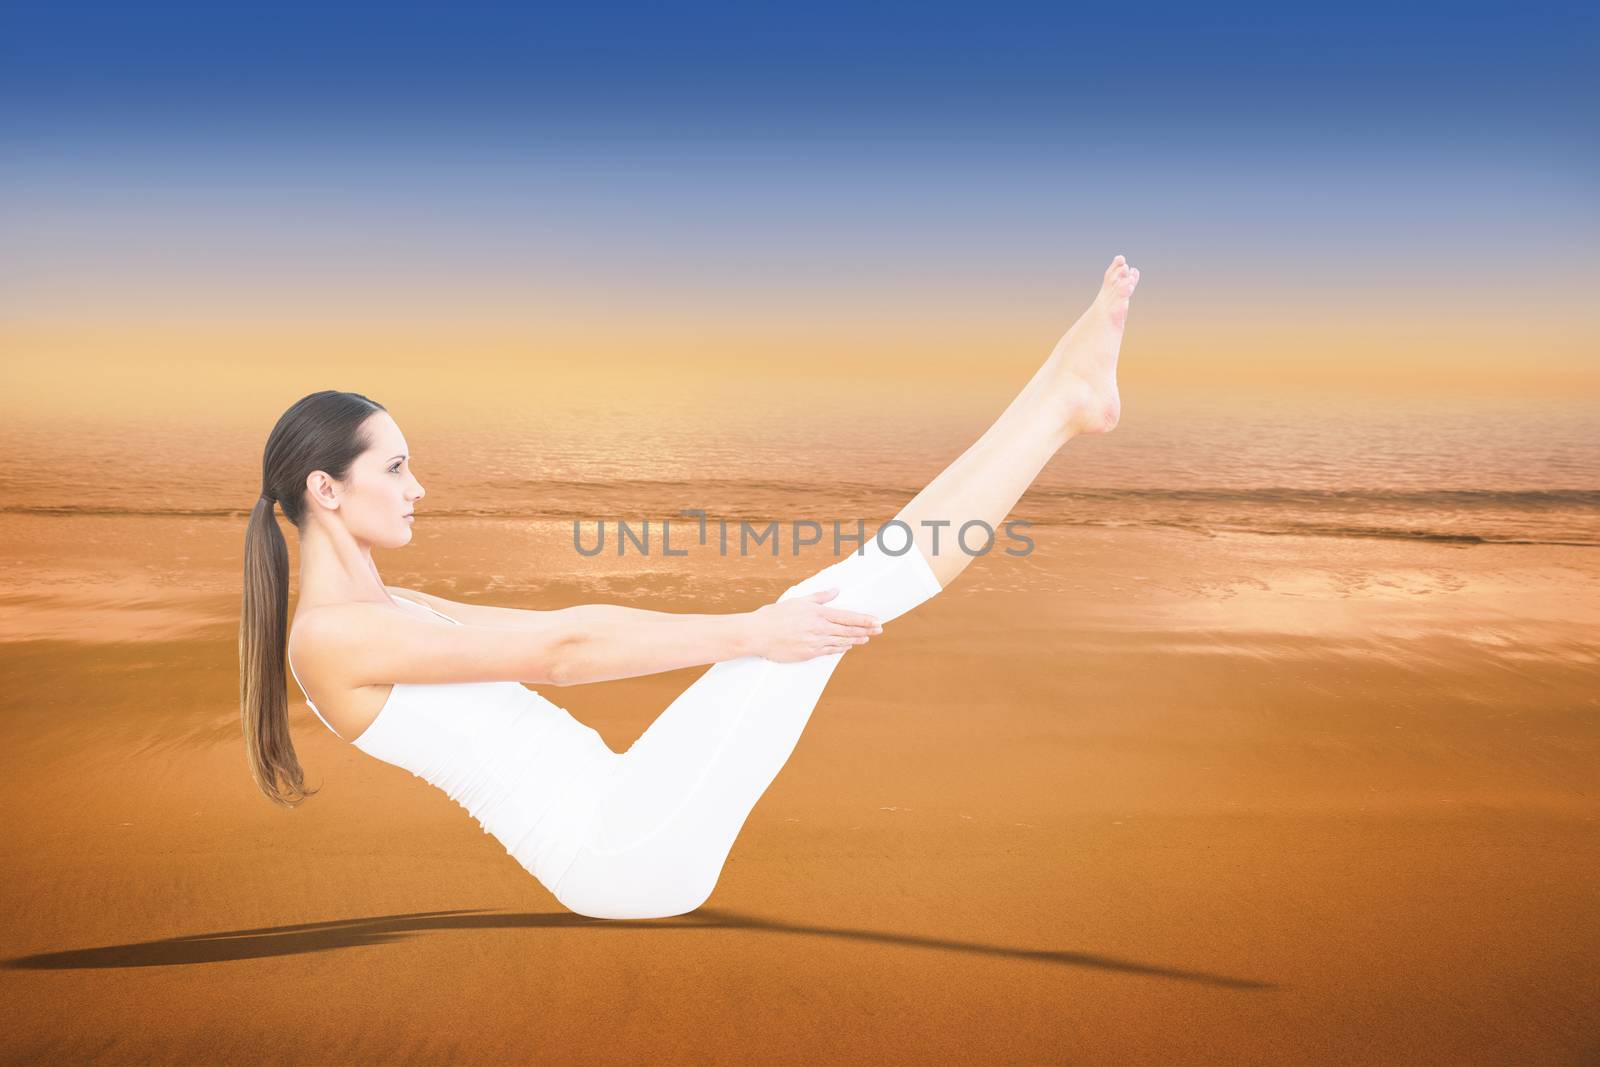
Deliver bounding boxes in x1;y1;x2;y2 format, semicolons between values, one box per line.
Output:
3;1;1595;412
3;1;1594;137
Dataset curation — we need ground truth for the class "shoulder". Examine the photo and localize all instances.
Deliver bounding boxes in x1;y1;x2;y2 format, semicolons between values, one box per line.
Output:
296;597;392;633
293;596;476;692
291;600;395;676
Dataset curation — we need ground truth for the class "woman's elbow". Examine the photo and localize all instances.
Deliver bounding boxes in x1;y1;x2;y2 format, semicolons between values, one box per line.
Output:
543;626;590;687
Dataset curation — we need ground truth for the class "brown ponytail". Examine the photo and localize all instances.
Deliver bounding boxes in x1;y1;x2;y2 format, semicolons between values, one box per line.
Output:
240;390;386;807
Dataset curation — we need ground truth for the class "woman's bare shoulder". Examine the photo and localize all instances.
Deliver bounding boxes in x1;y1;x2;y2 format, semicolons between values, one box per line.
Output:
293;593;567;688
289;599;399;665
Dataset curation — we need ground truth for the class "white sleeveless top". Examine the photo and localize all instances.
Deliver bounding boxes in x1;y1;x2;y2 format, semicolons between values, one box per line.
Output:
287;595;617;891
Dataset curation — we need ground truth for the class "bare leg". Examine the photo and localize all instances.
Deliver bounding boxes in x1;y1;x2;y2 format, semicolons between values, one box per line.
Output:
889;254;1141;587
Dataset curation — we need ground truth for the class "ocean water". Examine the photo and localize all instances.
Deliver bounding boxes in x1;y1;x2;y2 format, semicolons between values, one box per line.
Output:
1;391;1593;547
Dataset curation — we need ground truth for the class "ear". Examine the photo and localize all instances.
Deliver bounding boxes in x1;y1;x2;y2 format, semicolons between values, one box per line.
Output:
305;471;340;509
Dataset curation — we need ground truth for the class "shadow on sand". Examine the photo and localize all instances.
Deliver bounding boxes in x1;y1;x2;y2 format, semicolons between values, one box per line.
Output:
5;907;1281;990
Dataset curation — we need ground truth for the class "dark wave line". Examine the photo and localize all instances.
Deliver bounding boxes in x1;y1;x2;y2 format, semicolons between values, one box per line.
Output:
1025;487;1600;509
1207;522;1598;547
1070;517;1598;547
478;482;1600;509
5;485;1598;519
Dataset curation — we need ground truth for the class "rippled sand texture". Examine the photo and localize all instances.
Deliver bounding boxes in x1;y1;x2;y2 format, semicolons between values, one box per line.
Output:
1;392;1597;1065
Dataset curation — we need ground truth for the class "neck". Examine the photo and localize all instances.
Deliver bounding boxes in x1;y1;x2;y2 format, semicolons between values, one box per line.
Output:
295;515;392;607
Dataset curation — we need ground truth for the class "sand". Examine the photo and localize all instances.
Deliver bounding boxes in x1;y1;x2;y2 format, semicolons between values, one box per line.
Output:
2;518;1597;1065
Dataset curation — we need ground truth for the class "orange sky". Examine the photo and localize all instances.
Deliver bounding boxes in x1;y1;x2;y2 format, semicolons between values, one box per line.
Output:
4;283;1595;430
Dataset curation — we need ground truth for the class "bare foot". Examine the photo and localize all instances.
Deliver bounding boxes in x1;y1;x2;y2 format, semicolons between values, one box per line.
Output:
1043;255;1140;435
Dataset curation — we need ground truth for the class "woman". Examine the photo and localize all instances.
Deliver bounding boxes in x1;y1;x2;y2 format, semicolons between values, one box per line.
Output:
241;256;1139;920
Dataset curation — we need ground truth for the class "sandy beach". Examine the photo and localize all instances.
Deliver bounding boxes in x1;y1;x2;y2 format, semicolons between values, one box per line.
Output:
2;509;1596;1065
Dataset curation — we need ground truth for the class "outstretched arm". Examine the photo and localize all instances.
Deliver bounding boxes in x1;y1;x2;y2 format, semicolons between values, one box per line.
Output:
556;595;880;686
384;585;880;685
386;585;773;633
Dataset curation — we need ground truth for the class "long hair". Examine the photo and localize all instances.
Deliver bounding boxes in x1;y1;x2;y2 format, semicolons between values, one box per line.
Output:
241;390;387;807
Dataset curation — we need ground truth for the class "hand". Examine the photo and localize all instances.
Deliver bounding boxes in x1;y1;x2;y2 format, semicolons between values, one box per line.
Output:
747;589;883;663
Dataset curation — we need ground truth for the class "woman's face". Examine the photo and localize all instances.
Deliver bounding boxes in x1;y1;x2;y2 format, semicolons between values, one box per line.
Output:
324;411;426;547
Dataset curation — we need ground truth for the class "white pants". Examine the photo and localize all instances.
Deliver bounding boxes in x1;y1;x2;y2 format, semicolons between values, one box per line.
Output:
548;535;945;919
